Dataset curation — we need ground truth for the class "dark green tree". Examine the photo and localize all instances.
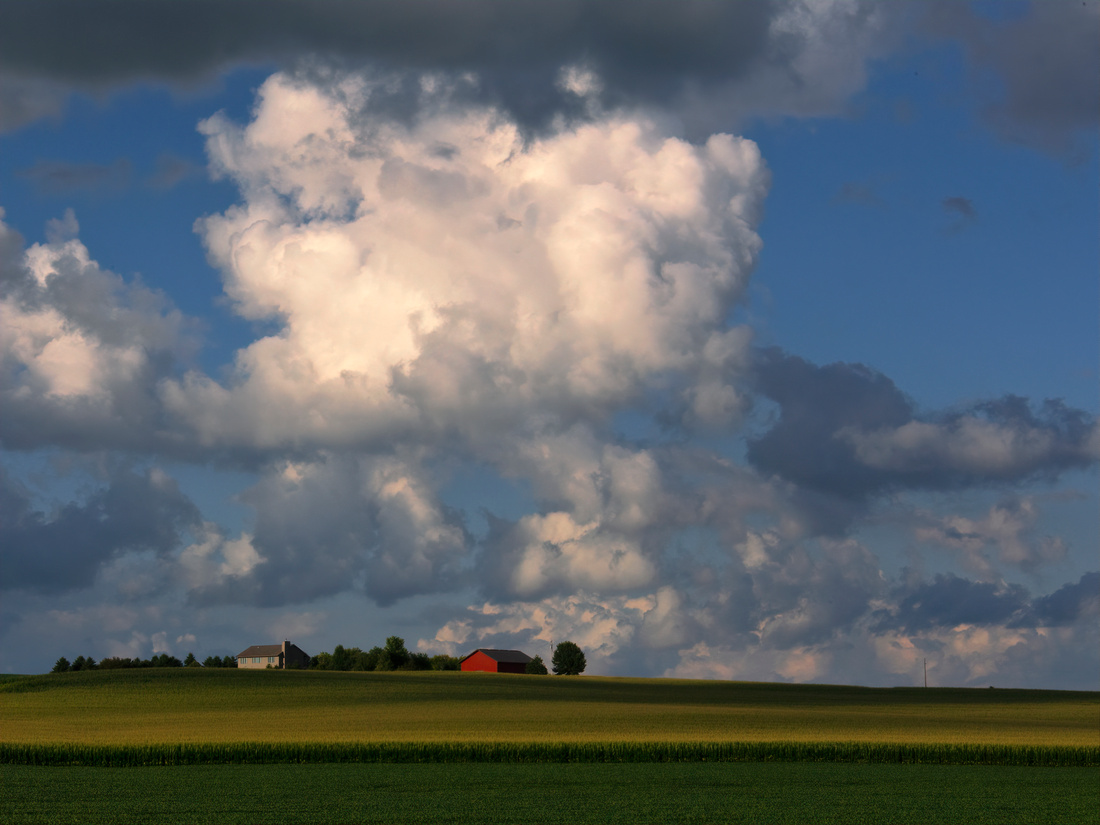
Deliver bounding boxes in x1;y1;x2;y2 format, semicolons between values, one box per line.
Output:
52;657;71;673
525;655;548;675
184;652;200;667
405;652;432;670
364;646;386;670
331;644;350;671
429;654;460;671
384;636;410;670
551;641;586;675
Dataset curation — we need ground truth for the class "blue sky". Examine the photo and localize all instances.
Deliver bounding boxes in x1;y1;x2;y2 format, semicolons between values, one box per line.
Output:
1;1;1096;688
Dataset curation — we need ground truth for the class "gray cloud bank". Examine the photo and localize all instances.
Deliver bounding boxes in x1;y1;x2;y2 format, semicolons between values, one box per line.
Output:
1;1;1096;153
749;350;1098;506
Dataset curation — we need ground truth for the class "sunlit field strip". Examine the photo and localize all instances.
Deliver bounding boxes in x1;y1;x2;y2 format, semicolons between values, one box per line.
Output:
3;669;1097;749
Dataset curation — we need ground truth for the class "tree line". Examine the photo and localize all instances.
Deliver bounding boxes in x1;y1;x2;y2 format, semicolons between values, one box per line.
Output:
310;637;451;671
49;638;586;675
52;652;237;672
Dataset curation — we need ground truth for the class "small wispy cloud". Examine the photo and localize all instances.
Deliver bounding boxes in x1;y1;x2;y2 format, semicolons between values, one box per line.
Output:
18;157;131;194
833;181;883;208
942;195;977;232
146;153;202;189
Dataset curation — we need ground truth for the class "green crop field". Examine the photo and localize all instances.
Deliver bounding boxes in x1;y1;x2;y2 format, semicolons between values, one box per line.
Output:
2;762;1098;824
2;669;1097;824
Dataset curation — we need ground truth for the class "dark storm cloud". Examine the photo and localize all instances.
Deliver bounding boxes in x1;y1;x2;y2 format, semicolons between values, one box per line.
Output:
874;573;1029;633
0;465;201;593
746;348;914;500
1021;572;1100;628
747;350;1098;504
920;1;1100;156
0;0;776;131
3;1;1093;153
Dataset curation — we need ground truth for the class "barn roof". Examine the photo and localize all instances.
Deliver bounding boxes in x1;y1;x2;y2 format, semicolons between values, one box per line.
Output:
459;648;533;664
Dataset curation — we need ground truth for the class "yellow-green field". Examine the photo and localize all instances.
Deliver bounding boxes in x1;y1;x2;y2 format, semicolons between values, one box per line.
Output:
2;668;1096;748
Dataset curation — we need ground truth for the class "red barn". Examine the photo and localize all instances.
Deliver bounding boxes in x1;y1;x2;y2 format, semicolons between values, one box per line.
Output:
459;648;532;674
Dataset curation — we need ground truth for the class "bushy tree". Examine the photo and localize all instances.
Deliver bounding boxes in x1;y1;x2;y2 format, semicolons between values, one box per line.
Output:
430;654;461;671
525;655;548;675
405;652;432;671
184;652;200;667
52;657;71;673
331;644;351;671
384;636;410;670
552;641;586;675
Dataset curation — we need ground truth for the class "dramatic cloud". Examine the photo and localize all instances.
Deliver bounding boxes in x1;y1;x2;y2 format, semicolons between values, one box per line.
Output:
875;574;1029;634
0;210;200;452
748;351;1098;508
0;6;1095;688
1026;573;1100;628
0;464;201;594
921;0;1100;155
0;0;897;136
910;497;1068;578
186;452;470;607
161;71;767;454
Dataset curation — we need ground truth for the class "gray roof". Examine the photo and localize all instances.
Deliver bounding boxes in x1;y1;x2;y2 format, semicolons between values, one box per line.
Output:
460;648;532;664
238;644;284;658
237;642;309;659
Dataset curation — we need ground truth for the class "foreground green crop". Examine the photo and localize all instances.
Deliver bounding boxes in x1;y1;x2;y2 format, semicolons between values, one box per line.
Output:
2;763;1097;825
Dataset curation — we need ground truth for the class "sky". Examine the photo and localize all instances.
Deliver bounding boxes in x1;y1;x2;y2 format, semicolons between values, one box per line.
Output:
1;0;1097;689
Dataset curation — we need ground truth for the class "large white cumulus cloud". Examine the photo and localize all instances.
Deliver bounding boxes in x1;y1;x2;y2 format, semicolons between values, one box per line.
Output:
163;72;767;449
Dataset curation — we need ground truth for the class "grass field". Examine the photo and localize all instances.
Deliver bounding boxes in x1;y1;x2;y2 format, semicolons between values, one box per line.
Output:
2;670;1097;824
3;668;1097;748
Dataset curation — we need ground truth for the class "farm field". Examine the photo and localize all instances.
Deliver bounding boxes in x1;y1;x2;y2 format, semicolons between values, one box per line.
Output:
2;668;1097;748
2;762;1097;825
2;670;1097;823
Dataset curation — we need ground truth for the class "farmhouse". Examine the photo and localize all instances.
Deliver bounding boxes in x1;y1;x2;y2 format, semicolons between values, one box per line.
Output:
237;641;310;670
459;648;532;674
